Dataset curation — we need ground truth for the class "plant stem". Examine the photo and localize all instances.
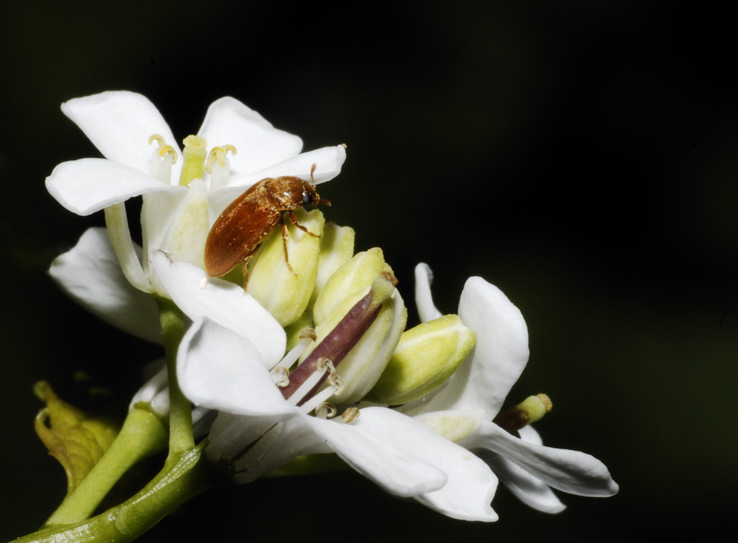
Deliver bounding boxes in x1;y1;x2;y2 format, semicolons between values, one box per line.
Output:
43;407;167;526
12;443;215;543
156;296;194;453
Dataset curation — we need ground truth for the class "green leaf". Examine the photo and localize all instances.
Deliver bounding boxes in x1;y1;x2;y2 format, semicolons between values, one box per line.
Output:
33;381;118;495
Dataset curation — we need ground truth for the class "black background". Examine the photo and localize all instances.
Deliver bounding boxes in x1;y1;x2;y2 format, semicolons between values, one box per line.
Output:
1;1;736;541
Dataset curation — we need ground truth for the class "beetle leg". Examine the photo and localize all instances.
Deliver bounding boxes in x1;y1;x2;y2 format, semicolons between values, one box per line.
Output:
287;210;320;238
239;245;261;290
281;216;297;275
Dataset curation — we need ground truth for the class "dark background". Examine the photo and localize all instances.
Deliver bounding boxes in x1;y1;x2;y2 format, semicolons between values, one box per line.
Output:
1;1;736;541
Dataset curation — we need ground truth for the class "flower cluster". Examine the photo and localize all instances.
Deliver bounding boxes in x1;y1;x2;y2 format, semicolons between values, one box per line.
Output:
32;91;617;540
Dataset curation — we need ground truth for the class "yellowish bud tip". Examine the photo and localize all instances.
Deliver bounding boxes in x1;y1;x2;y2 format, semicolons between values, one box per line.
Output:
518;393;553;424
493;393;553;435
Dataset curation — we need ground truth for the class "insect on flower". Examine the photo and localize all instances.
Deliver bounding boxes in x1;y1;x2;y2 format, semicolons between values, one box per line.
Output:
204;165;329;280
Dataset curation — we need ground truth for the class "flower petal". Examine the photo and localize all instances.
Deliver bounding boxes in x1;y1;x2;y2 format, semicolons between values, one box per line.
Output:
49;228;161;343
151;252;286;366
403;277;529;418
208;144;348;218
344;407;498;521
177;318;293;416
197;97;303;176
469;421;619;497
46;158;183;216
414;263;443;322
482;451;566;513
303;408;448;498
61;91;180;174
207;412;329;484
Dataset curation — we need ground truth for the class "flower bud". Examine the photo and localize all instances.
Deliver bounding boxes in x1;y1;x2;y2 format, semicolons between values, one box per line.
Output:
312;247;394;324
367;314;476;405
309;222;356;308
246;208;324;327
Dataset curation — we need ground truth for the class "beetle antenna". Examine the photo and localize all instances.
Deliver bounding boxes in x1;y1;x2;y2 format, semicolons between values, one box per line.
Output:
310;163;317;184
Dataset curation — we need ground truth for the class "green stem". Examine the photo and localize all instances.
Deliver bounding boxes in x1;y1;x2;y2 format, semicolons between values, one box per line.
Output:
13;443;216;543
44;407;167;526
156;296;194;453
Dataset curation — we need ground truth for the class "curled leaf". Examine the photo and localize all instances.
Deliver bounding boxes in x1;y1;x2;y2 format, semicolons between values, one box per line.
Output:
33;381;118;495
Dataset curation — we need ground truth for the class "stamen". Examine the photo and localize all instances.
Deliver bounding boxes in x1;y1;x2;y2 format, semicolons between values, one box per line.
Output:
314;402;337;419
341;407;360;424
285;361;332;407
148;134;178;163
300;386;338;415
271;334;313;372
272;366;290;388
205;145;237;174
299;328;317;341
148;134;165;146
317;357;343;394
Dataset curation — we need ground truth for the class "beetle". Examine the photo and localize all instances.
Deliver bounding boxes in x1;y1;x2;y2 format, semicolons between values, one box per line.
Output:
204;165;329;279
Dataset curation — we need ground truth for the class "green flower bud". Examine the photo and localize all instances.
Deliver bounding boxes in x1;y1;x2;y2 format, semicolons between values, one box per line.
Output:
246;208;324;326
312;247;394;324
309;222;356;308
367;314;476;405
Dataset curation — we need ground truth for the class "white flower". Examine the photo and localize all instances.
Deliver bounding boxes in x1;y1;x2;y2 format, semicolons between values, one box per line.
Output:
167;258;501;521
406;263;619;513
46;91;346;296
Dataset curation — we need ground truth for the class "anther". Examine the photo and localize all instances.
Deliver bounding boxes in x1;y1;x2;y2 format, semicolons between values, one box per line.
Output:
316;357;335;373
273;367;290;388
148;134;165;146
148;134;178;164
205;145;237;174
315;402;337;419
341;407;360;424
299;327;317;341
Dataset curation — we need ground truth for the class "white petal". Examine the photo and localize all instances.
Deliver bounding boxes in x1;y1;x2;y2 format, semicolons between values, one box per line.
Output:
303;408;448;498
483;451;566;513
222;141;346;189
49;228;161;343
207;412;328;484
46;158;182;216
177;318;293;416
344;407;498;521
151;252;286;366
414;263;443;322
61;91;181;174
207;144;347;218
469;421;619;497
404;278;529;418
197;97;303;176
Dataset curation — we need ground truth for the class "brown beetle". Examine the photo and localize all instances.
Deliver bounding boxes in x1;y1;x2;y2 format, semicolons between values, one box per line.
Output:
204;166;328;279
